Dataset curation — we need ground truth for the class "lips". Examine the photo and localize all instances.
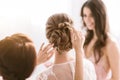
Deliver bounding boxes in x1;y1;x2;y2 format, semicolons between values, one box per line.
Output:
87;24;93;27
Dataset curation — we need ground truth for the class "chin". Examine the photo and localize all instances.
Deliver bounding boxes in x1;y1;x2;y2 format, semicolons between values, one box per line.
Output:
87;27;93;30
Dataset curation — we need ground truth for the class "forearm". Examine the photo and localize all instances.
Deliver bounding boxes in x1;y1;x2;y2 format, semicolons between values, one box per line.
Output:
74;49;84;80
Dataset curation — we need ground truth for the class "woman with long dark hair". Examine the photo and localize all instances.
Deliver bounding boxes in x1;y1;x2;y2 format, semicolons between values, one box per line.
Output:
72;0;120;80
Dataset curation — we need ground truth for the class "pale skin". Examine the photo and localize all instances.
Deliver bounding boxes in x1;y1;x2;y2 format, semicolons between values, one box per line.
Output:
54;51;74;64
37;43;55;65
83;7;120;80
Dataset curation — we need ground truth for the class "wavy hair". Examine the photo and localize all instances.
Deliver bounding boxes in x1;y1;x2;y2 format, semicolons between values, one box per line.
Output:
81;0;108;63
46;13;73;54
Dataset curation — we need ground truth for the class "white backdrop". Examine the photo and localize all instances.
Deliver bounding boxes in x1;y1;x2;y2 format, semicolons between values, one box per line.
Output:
103;0;120;44
0;0;73;52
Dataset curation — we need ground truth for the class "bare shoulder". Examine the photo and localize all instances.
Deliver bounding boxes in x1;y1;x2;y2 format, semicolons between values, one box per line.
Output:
105;34;120;80
105;33;120;56
106;33;119;47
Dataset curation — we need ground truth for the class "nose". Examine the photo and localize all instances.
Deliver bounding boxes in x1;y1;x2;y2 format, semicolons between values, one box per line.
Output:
84;17;91;24
86;16;91;22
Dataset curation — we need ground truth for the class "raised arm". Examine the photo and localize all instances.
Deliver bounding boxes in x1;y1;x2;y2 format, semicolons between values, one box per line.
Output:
69;27;84;80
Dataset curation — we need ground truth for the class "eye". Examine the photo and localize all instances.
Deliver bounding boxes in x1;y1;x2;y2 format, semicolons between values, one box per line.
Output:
83;14;87;17
89;13;93;18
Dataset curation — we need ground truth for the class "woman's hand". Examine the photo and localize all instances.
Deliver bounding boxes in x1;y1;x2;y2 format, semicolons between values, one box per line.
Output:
69;27;85;52
36;43;55;65
69;27;85;80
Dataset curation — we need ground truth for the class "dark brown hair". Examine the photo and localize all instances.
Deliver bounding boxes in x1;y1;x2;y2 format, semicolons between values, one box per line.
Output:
81;0;108;63
0;33;36;80
46;13;73;54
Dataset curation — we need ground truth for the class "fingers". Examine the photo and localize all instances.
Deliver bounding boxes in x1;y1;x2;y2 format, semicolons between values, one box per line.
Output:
37;44;55;65
42;47;55;62
69;27;83;41
42;44;54;52
40;42;44;50
68;27;76;42
38;43;53;56
37;42;55;65
68;27;85;49
69;27;80;42
47;48;56;60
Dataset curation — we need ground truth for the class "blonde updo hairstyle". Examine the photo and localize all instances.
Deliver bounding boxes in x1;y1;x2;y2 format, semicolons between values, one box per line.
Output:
46;13;73;54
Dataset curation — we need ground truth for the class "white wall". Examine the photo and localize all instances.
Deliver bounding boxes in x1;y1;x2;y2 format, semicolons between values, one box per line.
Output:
103;0;120;43
71;0;86;30
0;0;72;52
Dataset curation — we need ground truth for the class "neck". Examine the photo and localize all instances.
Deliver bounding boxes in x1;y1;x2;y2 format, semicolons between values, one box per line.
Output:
93;35;97;41
54;51;74;64
93;30;98;41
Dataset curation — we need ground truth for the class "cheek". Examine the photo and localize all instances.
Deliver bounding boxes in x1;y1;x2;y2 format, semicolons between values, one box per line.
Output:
84;19;95;30
91;19;95;27
91;18;95;23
